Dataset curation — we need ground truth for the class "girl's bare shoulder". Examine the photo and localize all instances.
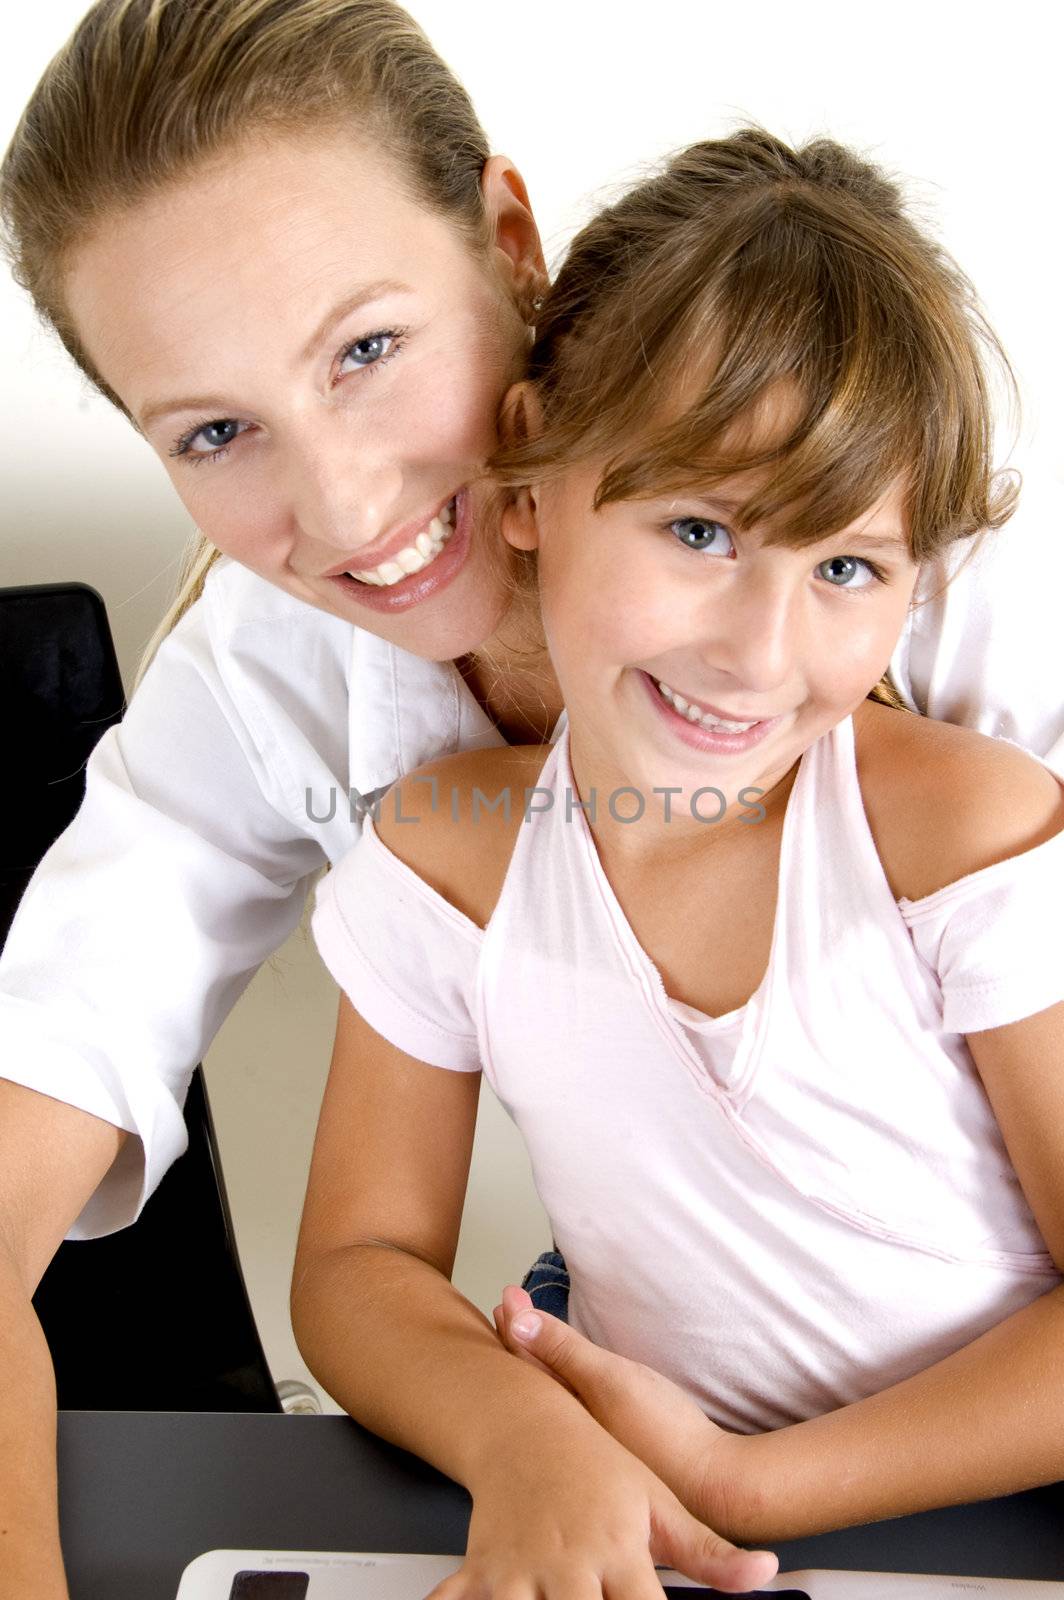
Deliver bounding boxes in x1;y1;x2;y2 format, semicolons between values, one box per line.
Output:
852;699;1064;903
374;744;553;928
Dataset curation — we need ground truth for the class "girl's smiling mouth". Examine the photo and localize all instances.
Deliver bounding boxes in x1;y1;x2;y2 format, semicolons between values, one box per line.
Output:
325;490;473;613
640;670;785;753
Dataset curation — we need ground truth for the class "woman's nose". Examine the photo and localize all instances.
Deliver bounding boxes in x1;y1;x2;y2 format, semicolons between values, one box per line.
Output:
288;420;404;554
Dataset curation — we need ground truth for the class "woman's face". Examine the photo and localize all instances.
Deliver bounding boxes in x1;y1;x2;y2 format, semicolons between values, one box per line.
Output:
64;129;543;660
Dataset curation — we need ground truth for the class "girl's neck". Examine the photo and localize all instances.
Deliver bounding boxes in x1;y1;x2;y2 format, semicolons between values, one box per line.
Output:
457;590;563;747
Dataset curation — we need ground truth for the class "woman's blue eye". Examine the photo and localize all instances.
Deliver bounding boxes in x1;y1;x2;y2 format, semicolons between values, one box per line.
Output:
669;517;734;554
817;555;882;589
170;417;247;462
339;331;398;372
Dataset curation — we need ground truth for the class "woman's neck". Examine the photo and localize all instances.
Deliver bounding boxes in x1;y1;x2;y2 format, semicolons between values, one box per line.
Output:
457;590;563;746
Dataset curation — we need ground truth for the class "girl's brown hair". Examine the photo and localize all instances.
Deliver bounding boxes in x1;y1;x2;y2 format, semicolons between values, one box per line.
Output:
494;129;1016;708
1;0;494;675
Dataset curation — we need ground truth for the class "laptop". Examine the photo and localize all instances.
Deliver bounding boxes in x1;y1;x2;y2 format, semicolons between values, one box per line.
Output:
175;1549;1064;1599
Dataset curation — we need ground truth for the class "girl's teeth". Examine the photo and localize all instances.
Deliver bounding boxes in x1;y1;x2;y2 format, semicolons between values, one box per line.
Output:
654;679;759;734
346;503;456;587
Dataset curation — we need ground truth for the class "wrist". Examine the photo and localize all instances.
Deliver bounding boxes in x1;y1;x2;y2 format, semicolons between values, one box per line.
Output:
694;1428;769;1541
463;1375;608;1496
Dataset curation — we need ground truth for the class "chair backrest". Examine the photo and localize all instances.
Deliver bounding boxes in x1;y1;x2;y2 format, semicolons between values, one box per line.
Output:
1;582;280;1410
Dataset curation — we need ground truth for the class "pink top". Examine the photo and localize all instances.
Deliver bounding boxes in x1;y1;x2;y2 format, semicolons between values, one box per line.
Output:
313;717;1064;1432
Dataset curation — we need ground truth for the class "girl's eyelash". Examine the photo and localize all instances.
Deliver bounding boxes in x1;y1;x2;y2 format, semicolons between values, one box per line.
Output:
830;557;891;587
168;327;410;465
665;517;894;590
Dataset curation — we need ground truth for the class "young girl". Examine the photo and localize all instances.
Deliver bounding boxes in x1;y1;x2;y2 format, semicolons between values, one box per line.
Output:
297;129;1064;1596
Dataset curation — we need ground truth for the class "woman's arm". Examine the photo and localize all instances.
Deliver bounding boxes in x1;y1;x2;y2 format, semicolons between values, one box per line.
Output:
891;472;1064;770
0;1081;128;1599
0;580;333;1234
291;996;775;1598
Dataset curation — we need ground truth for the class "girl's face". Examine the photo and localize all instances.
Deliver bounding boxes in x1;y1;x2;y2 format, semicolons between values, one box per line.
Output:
64;129;544;661
506;455;921;824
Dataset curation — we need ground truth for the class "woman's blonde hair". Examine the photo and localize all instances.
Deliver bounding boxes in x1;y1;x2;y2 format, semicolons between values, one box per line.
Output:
493;129;1018;712
1;0;495;682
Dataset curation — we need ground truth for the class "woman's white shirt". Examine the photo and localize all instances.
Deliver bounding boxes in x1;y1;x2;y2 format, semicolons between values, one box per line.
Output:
0;482;1062;1238
0;555;505;1235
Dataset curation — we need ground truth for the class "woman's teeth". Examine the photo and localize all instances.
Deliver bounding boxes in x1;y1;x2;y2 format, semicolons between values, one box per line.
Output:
654;679;760;733
346;500;455;587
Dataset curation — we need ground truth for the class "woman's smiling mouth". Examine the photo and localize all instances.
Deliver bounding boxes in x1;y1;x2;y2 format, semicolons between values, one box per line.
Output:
325;490;473;613
345;498;456;586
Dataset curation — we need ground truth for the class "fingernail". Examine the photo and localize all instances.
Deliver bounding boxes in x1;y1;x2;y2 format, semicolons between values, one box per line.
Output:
511;1312;542;1340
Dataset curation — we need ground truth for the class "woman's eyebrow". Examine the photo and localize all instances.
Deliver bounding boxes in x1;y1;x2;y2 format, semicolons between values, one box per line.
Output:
138;278;412;429
297;278;411;363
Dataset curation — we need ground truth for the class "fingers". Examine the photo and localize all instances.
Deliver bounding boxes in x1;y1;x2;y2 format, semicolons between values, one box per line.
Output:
504;1297;617;1410
650;1485;778;1595
501;1283;535;1321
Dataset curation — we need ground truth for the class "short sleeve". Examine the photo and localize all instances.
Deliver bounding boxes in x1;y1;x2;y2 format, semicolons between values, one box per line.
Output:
900;821;1064;1033
313;823;483;1072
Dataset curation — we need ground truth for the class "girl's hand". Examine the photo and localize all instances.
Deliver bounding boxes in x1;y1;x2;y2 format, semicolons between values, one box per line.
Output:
430;1404;776;1600
493;1285;743;1531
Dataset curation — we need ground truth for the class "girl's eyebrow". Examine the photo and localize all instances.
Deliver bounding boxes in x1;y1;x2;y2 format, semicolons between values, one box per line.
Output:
667;490;908;553
841;532;910;554
138;277;411;430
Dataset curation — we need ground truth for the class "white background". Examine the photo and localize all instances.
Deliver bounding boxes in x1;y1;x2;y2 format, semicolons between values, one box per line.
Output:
2;1;1060;1403
3;2;1061;674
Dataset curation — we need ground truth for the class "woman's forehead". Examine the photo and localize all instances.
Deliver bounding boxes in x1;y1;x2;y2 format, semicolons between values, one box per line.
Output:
62;128;482;419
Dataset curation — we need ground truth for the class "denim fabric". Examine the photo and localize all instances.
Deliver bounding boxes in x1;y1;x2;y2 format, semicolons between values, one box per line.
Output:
520;1250;570;1322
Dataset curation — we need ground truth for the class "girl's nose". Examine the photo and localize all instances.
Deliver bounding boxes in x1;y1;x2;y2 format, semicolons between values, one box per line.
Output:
697;573;799;698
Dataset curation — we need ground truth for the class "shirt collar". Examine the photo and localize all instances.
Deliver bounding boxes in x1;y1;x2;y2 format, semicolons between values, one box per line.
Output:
347;627;505;802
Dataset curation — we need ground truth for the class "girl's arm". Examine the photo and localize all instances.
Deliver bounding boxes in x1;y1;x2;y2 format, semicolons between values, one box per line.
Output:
498;998;1064;1540
0;1081;128;1599
293;755;777;1600
495;730;1064;1539
291;997;774;1598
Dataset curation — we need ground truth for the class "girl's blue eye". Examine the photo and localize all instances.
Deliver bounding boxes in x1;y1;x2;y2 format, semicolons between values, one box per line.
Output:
339;331;398;373
817;555;882;589
669;517;734;554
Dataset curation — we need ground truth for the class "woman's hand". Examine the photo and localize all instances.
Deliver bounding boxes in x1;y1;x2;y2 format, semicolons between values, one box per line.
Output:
431;1402;775;1600
493;1285;745;1532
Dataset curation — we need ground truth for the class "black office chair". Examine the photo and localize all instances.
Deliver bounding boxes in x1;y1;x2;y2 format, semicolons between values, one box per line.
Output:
0;582;282;1411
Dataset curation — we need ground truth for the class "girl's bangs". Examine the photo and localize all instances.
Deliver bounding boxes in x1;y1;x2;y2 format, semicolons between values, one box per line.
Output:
518;184;1009;560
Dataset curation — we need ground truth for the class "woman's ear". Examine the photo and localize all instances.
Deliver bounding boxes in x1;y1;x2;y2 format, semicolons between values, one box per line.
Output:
481;156;549;317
